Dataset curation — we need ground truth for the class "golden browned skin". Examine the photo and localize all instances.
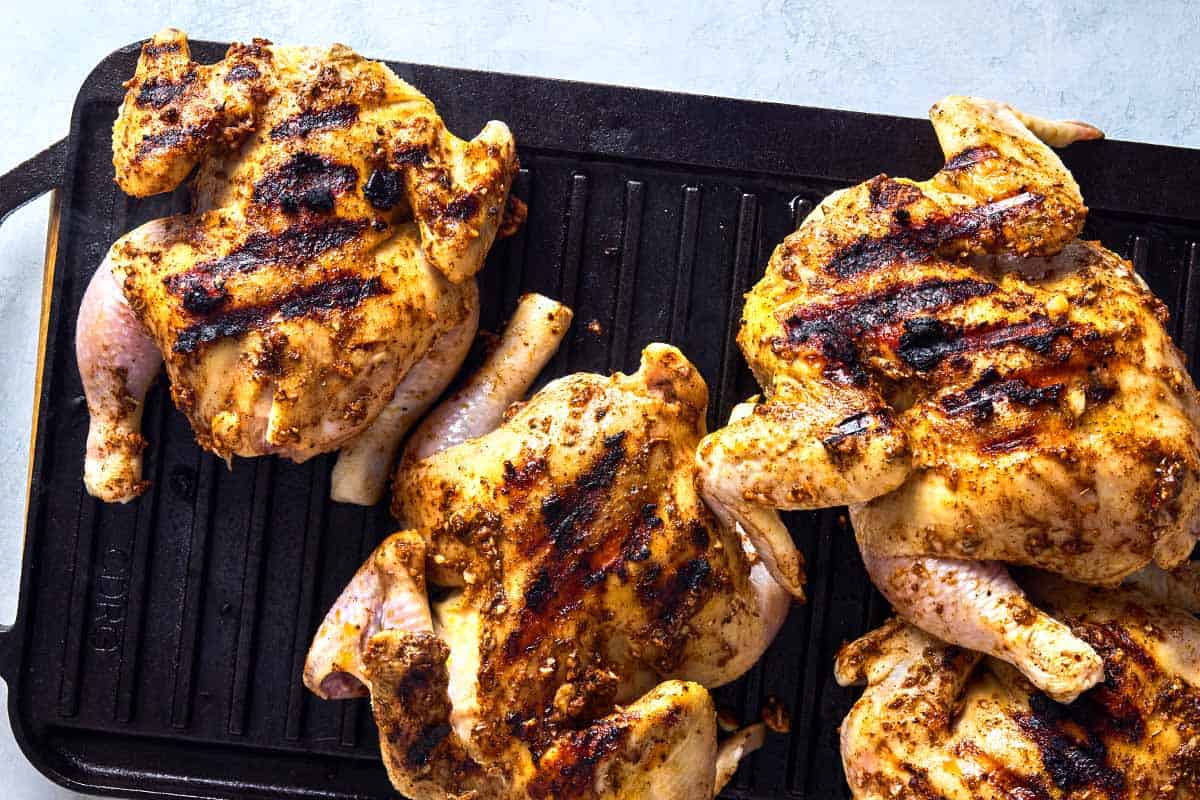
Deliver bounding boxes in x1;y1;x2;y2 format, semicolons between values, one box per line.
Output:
82;28;516;501
837;575;1200;799
305;344;795;798
696;96;1200;700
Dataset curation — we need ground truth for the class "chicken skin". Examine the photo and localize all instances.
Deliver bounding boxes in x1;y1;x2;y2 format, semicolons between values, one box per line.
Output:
696;96;1200;703
77;28;518;503
304;304;799;799
836;573;1200;799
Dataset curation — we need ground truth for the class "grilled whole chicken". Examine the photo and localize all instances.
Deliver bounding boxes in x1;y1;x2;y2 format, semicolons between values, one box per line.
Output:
305;303;799;799
77;28;518;503
836;573;1200;800
696;96;1200;704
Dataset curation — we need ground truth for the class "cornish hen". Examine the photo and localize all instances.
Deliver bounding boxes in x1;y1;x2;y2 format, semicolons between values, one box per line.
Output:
696;96;1200;703
836;572;1200;799
305;299;800;799
77;28;518;504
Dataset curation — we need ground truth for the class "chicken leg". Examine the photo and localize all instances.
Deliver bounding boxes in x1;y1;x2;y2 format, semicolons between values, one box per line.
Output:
77;243;164;502
858;546;1102;702
402;292;573;463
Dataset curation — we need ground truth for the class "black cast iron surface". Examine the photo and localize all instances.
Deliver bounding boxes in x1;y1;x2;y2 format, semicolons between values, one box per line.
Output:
4;37;1200;799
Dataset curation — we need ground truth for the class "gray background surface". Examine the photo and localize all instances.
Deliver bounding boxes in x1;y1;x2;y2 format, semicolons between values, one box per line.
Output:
1;1;1197;796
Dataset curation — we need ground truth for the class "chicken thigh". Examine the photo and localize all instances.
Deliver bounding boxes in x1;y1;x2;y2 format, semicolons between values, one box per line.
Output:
77;28;518;503
836;573;1200;799
305;308;799;799
696;96;1200;702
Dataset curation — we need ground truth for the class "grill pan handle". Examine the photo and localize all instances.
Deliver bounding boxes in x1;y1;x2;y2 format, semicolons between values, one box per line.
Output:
0;137;67;684
0;139;67;223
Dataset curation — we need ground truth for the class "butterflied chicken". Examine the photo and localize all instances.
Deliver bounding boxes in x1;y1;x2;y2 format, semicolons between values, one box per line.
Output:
696;96;1200;703
77;28;518;503
836;572;1200;799
305;298;801;799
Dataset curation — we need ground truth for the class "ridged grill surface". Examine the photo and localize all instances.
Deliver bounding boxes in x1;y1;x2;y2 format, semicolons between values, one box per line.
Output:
7;39;1200;800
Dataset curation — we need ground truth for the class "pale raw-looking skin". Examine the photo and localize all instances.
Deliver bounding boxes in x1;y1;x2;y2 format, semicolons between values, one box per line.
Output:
305;337;797;799
836;574;1200;799
77;27;518;503
696;95;1200;704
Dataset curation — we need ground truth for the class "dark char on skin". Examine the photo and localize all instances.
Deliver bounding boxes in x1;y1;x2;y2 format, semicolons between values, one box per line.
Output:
173;274;385;353
135;70;196;108
826;189;1044;278
269;103;359;141
252;152;358;214
164;217;369;313
780;277;998;385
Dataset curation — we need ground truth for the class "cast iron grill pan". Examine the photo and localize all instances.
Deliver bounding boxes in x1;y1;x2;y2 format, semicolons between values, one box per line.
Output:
3;38;1200;799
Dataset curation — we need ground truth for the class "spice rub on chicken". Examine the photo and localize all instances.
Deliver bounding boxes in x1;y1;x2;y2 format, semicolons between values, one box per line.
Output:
696;96;1200;703
305;301;801;799
78;28;519;503
837;573;1200;800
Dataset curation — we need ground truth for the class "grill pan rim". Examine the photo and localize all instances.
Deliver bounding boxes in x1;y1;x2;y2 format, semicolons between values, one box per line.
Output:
6;35;1200;800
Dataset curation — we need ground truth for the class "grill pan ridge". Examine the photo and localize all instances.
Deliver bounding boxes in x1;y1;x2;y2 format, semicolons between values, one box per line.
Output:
3;38;1200;799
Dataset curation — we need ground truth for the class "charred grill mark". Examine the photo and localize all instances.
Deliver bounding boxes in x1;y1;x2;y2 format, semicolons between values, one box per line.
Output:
941;368;1064;423
528;719;629;799
170;273;229;315
826;191;1044;278
897;317;956;371
636;557;712;634
269;103;359;140
135;71;196;108
1086;380;1116;404
393;145;429;166
955;740;1054;800
363;168;404;210
621;504;661;563
800;322;868;385
164;218;368;309
897;315;1075;372
444;192;481;221
523;569;552;614
224;62;260;82
277;274;383;318
542;433;626;553
252;153;358;214
780;277;997;385
504;433;629;659
1016;693;1126;798
867;176;924;209
135;122;214;158
405;723;451;767
944;145;1001;171
173;275;384;353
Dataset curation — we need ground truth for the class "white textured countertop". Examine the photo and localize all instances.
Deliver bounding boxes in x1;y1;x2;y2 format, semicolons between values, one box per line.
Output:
1;1;1197;796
